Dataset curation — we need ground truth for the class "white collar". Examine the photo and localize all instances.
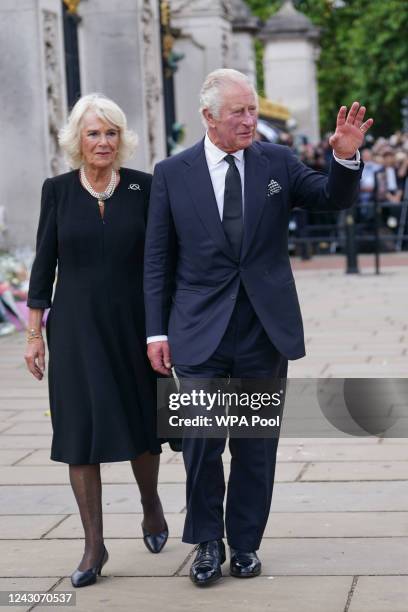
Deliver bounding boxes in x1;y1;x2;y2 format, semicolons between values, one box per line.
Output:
204;133;244;166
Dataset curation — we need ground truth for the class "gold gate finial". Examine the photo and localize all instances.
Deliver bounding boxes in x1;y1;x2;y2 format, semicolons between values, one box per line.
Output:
63;0;81;15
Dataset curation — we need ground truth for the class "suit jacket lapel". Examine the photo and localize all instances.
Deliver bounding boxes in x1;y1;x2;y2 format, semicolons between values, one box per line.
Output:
241;144;270;259
182;141;236;260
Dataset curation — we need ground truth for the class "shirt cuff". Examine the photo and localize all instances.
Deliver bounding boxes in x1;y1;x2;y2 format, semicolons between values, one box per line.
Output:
333;150;361;170
147;335;168;344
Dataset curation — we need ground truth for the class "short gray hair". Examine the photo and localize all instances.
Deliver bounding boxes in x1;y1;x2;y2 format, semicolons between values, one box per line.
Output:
199;68;258;127
58;93;138;169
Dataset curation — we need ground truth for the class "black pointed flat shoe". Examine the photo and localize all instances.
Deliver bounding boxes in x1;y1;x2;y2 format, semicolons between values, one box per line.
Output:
71;546;109;588
142;520;169;553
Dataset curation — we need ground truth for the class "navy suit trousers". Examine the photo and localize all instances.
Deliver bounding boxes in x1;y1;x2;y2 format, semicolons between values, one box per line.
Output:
175;286;288;551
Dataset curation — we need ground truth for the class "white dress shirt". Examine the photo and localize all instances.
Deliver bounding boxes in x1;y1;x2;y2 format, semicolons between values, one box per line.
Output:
147;136;360;344
203;133;245;219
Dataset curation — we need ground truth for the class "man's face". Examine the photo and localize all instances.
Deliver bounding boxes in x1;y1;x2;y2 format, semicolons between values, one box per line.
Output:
204;82;258;153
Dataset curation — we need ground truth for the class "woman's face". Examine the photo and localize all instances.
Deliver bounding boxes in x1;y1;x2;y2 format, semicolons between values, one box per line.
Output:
80;111;120;170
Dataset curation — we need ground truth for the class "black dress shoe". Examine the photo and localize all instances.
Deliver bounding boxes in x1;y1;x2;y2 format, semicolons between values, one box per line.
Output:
230;548;261;578
142;520;169;553
190;540;226;587
71;546;109;588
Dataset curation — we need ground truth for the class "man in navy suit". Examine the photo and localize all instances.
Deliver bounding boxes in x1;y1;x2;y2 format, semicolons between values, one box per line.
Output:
144;69;373;586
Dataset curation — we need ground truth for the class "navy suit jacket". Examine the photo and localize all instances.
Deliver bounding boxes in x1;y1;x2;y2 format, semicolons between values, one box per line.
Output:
144;140;362;365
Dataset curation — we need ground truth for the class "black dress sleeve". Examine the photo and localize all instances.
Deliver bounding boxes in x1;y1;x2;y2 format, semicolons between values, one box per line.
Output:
27;178;58;309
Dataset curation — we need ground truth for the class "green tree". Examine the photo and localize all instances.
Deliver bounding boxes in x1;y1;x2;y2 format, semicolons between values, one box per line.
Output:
245;0;408;135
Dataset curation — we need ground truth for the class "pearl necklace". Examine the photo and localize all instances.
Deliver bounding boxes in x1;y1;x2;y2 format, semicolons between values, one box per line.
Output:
80;166;117;206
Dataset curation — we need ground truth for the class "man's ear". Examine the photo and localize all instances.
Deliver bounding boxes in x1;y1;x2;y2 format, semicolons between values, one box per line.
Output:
203;108;216;129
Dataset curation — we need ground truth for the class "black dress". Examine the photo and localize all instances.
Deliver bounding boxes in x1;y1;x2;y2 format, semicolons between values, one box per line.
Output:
27;168;161;464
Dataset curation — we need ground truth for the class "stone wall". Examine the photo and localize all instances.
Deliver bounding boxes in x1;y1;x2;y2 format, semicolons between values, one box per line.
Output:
0;0;67;250
1;0;165;250
78;0;166;171
263;38;320;143
171;0;232;147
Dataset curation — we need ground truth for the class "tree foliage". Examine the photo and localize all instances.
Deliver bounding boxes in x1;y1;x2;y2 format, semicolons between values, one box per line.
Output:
245;0;408;135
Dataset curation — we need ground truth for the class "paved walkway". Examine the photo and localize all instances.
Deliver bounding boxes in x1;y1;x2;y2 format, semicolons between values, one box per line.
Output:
0;256;407;611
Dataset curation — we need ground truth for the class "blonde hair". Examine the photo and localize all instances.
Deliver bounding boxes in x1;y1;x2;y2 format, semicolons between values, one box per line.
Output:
58;93;138;169
199;68;258;127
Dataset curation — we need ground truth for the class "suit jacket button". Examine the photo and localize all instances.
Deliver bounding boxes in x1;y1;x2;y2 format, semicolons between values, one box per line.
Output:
231;294;236;300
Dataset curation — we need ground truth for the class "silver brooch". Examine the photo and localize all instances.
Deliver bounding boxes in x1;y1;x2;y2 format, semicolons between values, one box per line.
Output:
128;184;141;191
267;179;282;196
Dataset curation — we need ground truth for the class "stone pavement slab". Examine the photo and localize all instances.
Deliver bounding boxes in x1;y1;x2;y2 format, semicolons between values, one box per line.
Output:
0;410;18;420
279;437;382;445
1;410;53;422
42;511;408;540
0;539;190;578
0;389;48;398
0;515;67;539
271;481;408;512
349;576;408;612
0;436;52;450
301;460;408;480
1;422;53;435
16;448;174;466
0;483;186;515
43;513;187;540
267;511;408;538
0;578;58;612
286;443;408;462
35;576;353;612
178;538;408;576
0;399;51;411
0;466;70;485
102;460;304;484
0;450;33;466
142;443;408;469
10;450;54;466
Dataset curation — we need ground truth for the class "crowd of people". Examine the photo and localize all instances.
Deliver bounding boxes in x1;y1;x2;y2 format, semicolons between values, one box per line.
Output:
272;130;408;254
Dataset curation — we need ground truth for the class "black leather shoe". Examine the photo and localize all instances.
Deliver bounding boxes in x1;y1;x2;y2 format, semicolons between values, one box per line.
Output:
142;520;169;553
230;549;261;578
71;546;109;588
190;540;226;587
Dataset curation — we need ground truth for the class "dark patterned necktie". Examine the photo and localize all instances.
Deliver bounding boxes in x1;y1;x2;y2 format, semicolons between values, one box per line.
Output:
223;154;243;258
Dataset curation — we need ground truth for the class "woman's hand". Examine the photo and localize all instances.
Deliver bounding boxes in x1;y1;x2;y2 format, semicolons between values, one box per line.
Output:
24;337;46;380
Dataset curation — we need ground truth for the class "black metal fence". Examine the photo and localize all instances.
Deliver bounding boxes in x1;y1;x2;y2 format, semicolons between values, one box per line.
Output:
288;200;408;256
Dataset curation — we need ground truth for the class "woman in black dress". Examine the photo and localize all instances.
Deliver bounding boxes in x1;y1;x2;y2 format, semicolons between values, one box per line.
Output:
25;94;168;587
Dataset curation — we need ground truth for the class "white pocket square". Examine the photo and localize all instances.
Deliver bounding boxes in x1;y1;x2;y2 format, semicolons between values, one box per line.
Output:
267;179;282;196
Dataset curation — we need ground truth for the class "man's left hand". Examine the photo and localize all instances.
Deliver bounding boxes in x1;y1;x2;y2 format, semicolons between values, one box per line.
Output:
329;101;374;159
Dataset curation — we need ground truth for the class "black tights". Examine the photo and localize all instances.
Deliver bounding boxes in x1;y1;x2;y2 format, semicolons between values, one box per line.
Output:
69;452;165;570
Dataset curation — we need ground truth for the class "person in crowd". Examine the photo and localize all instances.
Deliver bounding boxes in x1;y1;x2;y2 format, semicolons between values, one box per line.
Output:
358;147;381;220
396;151;408;189
375;148;405;204
360;148;381;199
25;94;168;588
144;68;372;587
